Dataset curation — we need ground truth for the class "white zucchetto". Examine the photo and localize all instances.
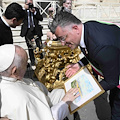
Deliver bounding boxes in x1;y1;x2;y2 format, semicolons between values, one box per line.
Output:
0;44;15;72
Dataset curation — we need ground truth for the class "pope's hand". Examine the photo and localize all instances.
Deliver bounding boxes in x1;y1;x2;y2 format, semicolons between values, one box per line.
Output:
65;63;81;78
62;88;80;105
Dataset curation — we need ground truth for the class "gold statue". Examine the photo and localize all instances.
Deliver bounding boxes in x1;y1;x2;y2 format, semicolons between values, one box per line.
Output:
34;40;81;91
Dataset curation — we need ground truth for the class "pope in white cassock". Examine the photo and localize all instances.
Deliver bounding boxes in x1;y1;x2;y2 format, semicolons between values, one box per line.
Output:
0;44;80;120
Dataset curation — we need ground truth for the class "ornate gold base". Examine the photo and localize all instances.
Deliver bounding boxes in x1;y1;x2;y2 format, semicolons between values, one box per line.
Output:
34;40;81;91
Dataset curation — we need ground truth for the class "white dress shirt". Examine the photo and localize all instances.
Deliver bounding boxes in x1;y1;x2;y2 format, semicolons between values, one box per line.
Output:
80;24;86;48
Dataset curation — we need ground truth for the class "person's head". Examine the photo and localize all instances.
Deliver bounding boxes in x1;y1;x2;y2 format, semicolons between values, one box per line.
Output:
62;0;72;13
50;11;82;49
25;0;33;4
0;44;28;80
25;0;34;10
3;2;25;28
48;7;54;18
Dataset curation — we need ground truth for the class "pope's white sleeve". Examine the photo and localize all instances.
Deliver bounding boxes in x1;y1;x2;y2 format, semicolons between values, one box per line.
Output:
51;101;69;120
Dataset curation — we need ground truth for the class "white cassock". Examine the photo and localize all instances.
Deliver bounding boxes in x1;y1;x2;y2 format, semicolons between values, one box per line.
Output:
0;76;70;120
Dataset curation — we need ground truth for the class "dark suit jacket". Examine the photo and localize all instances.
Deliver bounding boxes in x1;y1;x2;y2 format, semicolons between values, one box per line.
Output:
20;7;43;38
0;17;13;46
81;21;120;91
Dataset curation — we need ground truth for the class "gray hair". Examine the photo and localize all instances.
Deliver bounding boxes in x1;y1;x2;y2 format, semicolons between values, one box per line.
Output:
12;53;22;69
49;11;82;33
25;0;27;3
25;0;33;3
63;0;67;3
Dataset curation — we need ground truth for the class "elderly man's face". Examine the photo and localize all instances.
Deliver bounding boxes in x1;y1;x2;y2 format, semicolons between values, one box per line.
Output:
55;25;80;50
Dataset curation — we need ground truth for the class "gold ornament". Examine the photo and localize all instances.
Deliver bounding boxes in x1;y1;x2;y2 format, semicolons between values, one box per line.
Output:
34;40;82;91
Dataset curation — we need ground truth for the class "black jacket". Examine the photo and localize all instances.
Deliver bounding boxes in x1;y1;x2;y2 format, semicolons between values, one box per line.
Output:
80;21;120;91
20;7;43;37
0;17;13;46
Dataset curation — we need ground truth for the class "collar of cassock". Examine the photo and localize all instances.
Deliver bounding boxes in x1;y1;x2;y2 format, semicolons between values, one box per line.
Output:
0;76;39;88
1;76;17;82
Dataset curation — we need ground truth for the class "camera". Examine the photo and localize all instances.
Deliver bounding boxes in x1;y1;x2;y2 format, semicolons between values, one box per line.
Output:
28;3;34;9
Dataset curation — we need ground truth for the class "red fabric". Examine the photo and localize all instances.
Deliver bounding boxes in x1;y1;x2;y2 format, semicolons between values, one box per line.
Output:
92;66;103;77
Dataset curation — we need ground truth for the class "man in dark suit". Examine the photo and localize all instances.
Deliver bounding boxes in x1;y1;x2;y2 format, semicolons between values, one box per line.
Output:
20;0;43;66
50;11;120;120
0;2;25;46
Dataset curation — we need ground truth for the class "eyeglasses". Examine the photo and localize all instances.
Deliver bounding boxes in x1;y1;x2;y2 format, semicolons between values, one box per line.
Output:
58;35;67;42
